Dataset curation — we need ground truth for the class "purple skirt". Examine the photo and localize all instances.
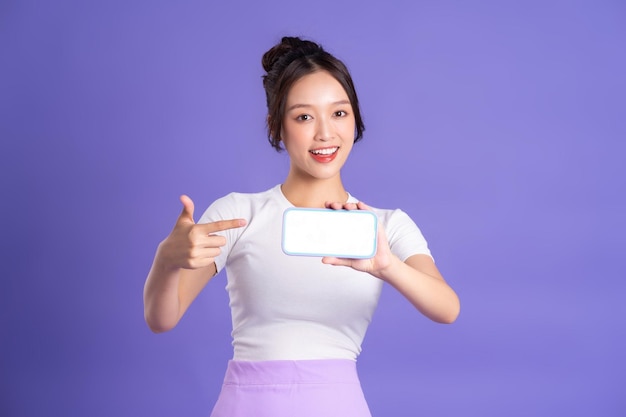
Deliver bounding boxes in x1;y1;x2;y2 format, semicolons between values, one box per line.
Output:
209;359;372;417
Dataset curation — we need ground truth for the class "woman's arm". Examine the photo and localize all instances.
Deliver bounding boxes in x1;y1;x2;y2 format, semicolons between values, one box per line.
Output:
322;201;460;324
376;253;459;324
143;195;246;333
143;251;217;333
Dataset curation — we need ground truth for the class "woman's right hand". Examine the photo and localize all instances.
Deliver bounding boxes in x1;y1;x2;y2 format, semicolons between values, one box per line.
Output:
158;195;247;270
144;195;246;333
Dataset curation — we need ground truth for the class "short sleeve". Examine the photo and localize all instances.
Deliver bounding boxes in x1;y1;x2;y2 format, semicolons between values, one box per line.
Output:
381;209;432;262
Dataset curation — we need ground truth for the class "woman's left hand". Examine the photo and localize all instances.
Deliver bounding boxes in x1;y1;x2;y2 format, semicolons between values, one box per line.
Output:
321;201;395;280
323;202;460;323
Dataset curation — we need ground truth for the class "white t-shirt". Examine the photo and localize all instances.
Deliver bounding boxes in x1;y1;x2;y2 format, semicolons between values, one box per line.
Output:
198;185;431;361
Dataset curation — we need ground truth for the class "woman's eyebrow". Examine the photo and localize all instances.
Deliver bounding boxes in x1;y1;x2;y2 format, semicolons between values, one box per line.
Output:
286;100;351;112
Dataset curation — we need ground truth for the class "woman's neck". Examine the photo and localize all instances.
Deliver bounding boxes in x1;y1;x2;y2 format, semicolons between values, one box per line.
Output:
281;175;348;208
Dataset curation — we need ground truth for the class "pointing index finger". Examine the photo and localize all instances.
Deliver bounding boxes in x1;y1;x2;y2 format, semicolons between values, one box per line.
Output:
200;218;247;233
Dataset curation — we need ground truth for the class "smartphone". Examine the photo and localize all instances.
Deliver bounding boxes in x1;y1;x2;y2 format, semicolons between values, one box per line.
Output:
281;208;378;258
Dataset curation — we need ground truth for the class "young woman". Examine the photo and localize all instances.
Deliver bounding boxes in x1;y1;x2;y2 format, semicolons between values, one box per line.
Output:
144;36;460;417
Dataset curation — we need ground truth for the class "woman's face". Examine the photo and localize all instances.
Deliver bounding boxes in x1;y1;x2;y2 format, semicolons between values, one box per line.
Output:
281;70;356;182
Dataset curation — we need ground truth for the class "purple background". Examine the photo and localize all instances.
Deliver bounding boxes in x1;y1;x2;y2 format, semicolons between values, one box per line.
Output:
2;1;625;416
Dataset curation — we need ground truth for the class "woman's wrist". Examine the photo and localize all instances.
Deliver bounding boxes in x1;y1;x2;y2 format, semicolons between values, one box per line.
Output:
375;254;404;283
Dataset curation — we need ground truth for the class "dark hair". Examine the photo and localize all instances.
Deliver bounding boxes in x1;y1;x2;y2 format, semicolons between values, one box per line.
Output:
262;36;365;151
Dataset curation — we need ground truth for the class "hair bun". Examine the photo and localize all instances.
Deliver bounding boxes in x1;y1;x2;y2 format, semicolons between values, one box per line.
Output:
262;36;320;73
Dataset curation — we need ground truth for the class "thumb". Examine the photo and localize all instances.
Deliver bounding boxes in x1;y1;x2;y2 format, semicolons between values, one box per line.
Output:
177;194;195;224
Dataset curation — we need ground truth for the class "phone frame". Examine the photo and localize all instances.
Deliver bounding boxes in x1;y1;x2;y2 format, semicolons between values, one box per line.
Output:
281;207;378;258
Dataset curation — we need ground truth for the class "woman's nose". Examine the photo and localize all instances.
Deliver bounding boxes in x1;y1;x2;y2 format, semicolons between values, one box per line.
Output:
314;118;333;141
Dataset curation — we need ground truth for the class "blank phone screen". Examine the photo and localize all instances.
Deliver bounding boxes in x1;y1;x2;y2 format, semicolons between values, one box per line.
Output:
281;208;378;258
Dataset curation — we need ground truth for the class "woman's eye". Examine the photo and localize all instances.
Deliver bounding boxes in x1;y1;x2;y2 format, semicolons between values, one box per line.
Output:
334;110;347;117
296;114;311;121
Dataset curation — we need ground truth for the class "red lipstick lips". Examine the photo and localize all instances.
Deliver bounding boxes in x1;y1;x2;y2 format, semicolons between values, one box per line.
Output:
309;147;339;163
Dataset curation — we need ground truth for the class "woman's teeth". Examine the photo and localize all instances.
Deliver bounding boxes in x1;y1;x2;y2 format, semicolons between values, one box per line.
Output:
310;147;338;155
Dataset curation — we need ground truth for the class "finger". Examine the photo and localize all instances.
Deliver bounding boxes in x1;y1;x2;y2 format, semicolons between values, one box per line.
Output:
324;201;344;210
189;246;223;260
191;233;228;249
184;247;223;269
178;195;195;224
199;218;247;233
356;201;372;211
325;201;361;211
322;256;352;267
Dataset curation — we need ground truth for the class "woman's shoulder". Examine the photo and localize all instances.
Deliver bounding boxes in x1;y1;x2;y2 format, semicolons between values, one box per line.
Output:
200;185;283;222
212;184;282;207
348;196;411;225
365;205;431;260
370;206;415;229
